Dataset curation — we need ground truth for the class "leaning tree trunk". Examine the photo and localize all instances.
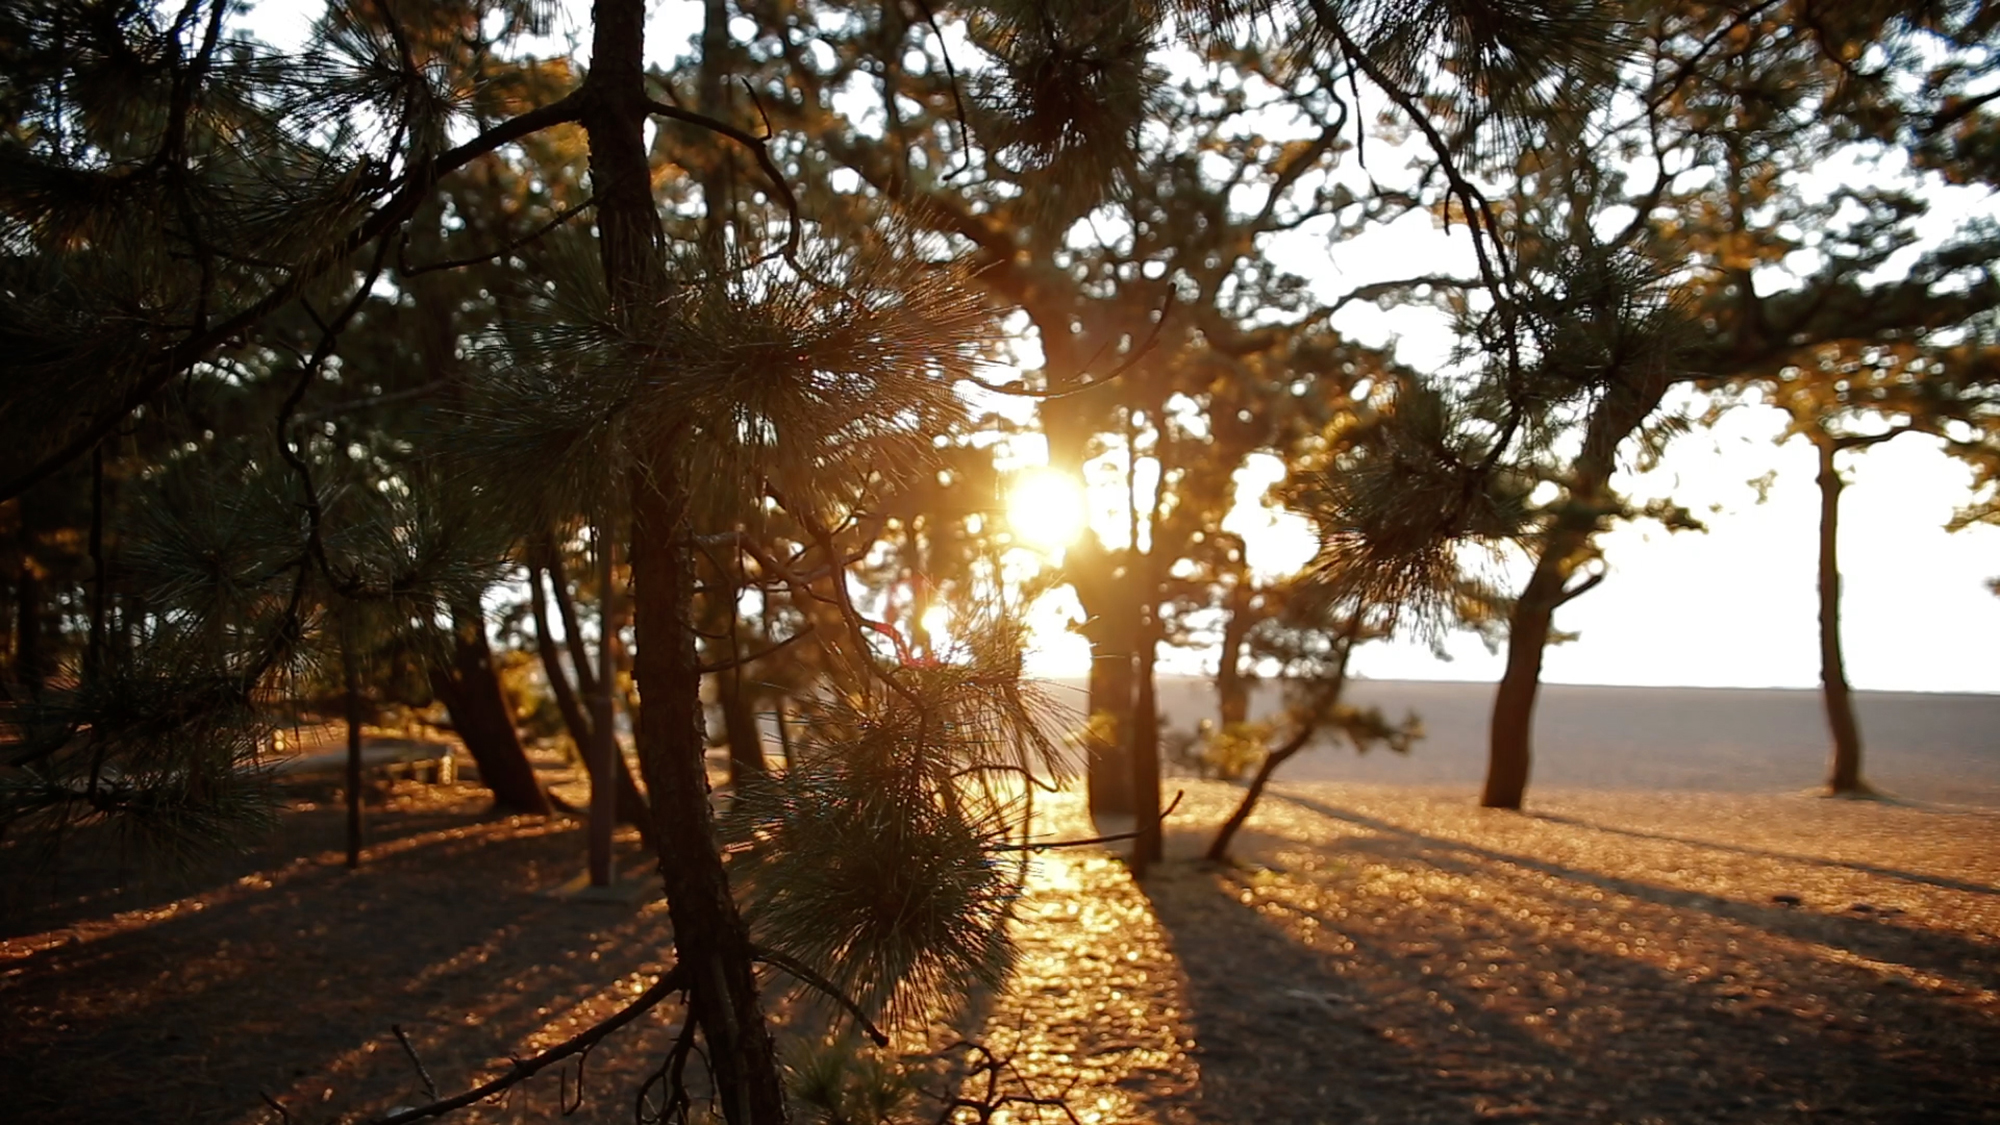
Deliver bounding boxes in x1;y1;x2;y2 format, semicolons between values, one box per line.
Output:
430;604;552;816
585;0;788;1117
1485;373;1669;810
1208;722;1315;863
1815;440;1868;795
1209;623;1357;861
1483;531;1575;810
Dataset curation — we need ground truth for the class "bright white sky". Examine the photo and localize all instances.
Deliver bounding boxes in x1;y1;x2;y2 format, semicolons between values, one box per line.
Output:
241;0;2000;694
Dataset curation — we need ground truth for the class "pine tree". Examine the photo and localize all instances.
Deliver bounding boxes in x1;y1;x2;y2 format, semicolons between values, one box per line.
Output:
2;1;1714;1119
1301;0;2000;809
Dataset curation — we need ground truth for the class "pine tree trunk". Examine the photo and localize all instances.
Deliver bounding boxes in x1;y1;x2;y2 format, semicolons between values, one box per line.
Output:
720;669;766;782
1484;372;1668;810
1484;538;1570;810
531;556;656;846
1074;542;1139;819
430;604;551;816
1208;725;1311;863
1129;621;1162;873
1209;623;1355;861
343;628;364;869
586;0;787;1117
1816;440;1867;795
1215;580;1253;728
630;460;788;1125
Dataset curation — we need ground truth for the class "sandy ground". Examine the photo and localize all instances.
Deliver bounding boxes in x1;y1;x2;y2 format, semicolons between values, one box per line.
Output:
5;763;1997;1124
1124;678;2000;808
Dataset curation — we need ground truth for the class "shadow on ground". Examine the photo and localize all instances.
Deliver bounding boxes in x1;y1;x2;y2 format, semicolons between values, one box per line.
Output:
1131;783;2000;1124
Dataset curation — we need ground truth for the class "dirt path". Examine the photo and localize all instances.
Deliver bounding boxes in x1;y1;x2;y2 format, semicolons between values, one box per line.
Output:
4;780;1997;1123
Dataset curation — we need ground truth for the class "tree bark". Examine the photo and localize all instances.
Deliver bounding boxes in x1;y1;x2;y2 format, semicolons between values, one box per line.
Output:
1208;723;1313;863
534;544;655;837
430;603;552;816
1483;529;1575;809
630;459;788;1125
1073;541;1138;819
586;0;787;1117
1128;620;1162;874
1215;578;1254;728
720;668;766;782
343;625;364;869
1816;440;1868;795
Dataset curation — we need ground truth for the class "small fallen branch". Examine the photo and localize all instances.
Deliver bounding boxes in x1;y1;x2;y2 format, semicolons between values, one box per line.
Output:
372;963;689;1124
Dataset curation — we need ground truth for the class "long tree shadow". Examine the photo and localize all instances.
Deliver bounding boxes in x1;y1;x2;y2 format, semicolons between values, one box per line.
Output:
1526;809;2000;897
1;781;539;942
0;807;675;1125
1271;791;2000;993
1137;801;2000;1124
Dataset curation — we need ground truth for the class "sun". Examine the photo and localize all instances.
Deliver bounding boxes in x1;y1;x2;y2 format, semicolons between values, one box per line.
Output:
1007;468;1087;551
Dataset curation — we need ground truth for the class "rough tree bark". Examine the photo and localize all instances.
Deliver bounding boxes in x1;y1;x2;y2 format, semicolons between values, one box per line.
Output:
584;0;789;1118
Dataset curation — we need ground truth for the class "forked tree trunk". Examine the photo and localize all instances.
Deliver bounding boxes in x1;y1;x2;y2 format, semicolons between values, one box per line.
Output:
530;556;656;847
1816;441;1867;795
430;604;552;816
586;0;787;1116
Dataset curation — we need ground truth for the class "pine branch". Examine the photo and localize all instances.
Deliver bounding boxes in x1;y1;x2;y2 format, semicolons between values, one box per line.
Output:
752;945;889;1046
1;92;587;504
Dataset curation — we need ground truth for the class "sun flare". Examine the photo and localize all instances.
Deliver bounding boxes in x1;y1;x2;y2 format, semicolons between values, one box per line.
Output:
1007;469;1088;551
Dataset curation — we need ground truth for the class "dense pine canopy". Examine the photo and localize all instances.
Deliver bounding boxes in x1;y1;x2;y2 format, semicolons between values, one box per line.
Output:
3;2;1997;1121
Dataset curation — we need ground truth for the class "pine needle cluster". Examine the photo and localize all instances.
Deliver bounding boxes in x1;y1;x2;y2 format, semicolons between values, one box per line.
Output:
1294;377;1520;625
967;0;1164;205
723;609;1068;1028
1;652;281;868
462;235;993;528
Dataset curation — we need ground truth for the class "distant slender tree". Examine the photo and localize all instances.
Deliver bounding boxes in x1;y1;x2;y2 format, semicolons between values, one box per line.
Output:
1204;596;1419;862
1740;348;2000;795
